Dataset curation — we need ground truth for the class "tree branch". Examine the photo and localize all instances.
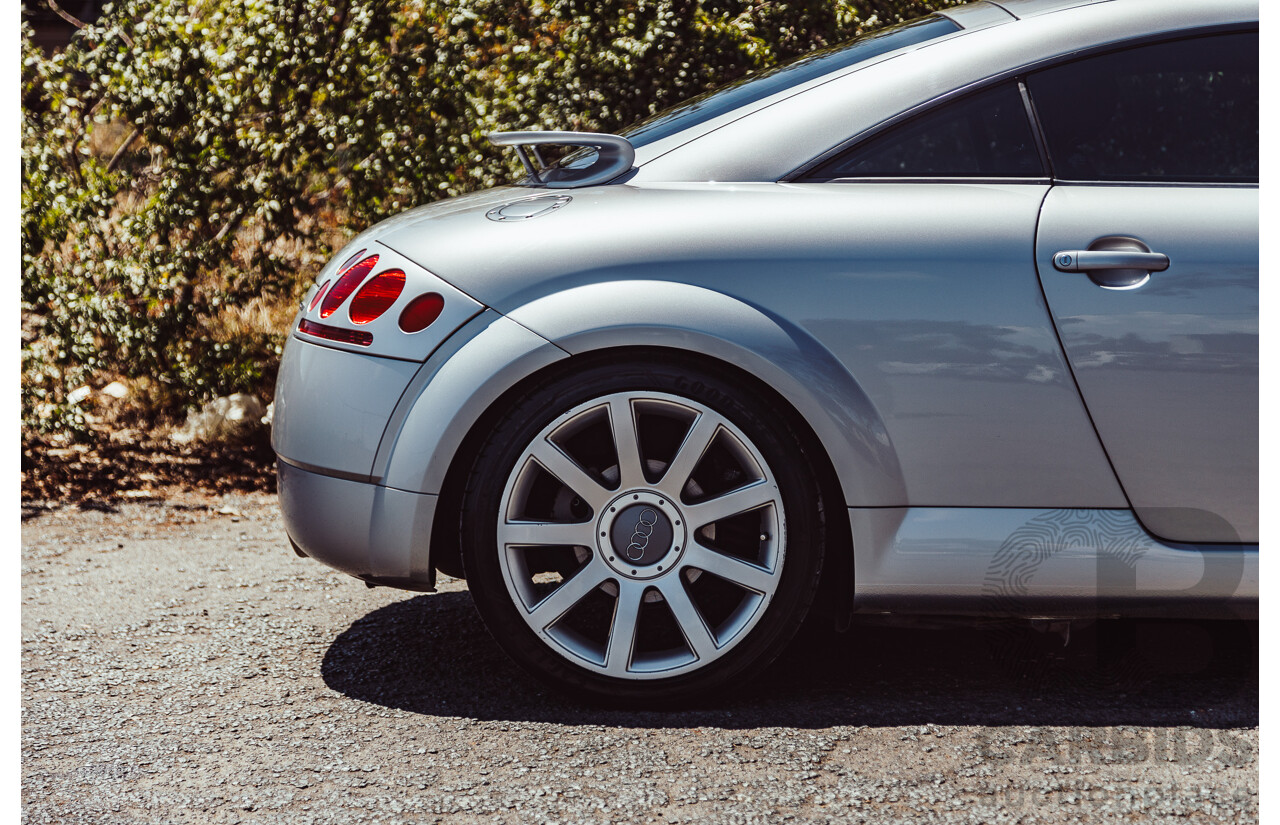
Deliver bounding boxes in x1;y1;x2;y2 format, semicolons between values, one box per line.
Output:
48;0;135;48
106;128;140;172
46;0;86;30
213;206;245;243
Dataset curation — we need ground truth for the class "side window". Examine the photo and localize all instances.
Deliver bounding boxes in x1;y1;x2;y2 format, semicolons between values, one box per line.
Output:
1027;32;1258;183
804;83;1045;180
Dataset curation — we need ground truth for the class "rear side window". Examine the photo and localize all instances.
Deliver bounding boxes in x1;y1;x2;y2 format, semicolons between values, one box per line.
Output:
804;83;1045;180
1028;32;1258;182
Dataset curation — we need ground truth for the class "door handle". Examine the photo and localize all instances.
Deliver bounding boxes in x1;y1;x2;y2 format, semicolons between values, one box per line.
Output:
1053;250;1169;272
1051;236;1168;290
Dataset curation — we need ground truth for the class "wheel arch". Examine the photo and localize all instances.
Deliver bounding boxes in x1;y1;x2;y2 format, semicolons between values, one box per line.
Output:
506;279;906;509
431;345;858;596
402;280;905;600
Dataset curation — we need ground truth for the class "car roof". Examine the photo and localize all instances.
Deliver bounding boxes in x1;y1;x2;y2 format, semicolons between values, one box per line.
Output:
986;0;1108;19
630;0;1257;184
625;6;1001;171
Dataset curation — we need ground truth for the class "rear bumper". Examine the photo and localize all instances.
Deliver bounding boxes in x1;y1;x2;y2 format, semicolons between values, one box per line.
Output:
277;459;438;589
271;332;424;481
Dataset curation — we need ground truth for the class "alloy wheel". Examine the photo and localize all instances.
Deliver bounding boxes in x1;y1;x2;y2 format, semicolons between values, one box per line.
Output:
495;392;787;679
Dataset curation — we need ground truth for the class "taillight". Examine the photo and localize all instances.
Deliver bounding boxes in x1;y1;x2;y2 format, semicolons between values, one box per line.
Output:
319;254;378;319
337;248;367;271
310;247;364;311
349;269;406;325
399;293;445;333
298;319;373;346
308;280;331;311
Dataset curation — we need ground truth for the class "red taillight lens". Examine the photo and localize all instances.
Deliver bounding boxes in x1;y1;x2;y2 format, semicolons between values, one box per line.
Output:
349;269;406;325
298;319;373;347
338;248;367;271
319;254;378;319
308;279;331;311
310;248;364;311
399;293;445;333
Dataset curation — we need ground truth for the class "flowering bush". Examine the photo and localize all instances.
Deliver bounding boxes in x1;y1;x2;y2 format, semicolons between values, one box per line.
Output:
22;0;954;437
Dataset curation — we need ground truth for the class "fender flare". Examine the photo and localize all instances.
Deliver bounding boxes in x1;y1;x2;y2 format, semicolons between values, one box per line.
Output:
378;280;906;508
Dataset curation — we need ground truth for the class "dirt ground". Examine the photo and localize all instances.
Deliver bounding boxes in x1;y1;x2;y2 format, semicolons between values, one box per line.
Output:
20;436;277;505
21;473;1257;823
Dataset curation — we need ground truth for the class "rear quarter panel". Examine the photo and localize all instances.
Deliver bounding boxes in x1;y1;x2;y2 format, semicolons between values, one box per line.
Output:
380;182;1124;508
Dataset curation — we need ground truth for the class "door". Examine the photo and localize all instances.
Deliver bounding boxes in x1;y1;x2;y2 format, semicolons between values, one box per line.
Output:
1029;31;1258;543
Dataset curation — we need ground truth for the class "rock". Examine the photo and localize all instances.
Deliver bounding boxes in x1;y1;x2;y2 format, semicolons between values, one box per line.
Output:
100;381;129;400
21;311;45;344
67;386;92;405
172;394;266;445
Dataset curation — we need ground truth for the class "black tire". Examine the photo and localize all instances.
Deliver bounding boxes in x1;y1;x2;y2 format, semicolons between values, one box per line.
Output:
460;356;826;705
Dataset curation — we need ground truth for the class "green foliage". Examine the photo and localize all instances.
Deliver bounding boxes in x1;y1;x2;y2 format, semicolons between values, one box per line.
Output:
22;0;956;437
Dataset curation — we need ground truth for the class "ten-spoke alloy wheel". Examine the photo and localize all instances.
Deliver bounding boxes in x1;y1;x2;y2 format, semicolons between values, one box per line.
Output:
461;359;825;703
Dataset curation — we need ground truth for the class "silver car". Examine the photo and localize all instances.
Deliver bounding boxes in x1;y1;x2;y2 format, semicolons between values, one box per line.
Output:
273;0;1258;702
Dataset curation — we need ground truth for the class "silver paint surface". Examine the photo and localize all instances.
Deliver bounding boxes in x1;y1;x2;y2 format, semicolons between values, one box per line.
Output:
382;182;1124;507
272;336;422;479
278;460;437;581
378;311;568;494
272;0;1257;612
849;507;1256;618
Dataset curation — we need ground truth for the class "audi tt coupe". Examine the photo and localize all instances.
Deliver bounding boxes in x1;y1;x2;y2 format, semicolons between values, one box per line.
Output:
273;0;1258;702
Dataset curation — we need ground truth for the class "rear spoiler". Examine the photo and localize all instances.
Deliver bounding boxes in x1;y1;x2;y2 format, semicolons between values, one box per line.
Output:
487;131;635;188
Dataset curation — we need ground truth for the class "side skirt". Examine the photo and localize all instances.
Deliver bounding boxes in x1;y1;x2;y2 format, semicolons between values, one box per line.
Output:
849;508;1257;620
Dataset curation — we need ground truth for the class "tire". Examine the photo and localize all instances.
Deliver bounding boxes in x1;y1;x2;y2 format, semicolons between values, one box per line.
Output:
460;357;826;704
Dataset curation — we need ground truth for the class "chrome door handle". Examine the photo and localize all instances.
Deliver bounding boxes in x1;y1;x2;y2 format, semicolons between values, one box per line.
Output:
1053;250;1169;272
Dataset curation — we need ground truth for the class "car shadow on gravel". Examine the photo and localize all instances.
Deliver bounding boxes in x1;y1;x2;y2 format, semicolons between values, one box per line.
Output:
322;592;1256;729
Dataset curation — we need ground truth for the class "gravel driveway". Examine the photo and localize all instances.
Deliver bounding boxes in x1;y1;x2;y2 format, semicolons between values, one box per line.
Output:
22;492;1257;824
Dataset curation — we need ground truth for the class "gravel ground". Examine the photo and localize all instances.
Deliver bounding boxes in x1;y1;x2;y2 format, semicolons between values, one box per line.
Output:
22;492;1257;824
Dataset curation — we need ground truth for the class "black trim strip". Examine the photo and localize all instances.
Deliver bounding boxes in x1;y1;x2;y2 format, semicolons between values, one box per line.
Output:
1018;79;1055;179
277;455;375;485
816;176;1050;185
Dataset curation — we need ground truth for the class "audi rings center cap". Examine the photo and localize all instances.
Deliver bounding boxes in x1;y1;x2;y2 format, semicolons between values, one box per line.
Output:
610;504;674;566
